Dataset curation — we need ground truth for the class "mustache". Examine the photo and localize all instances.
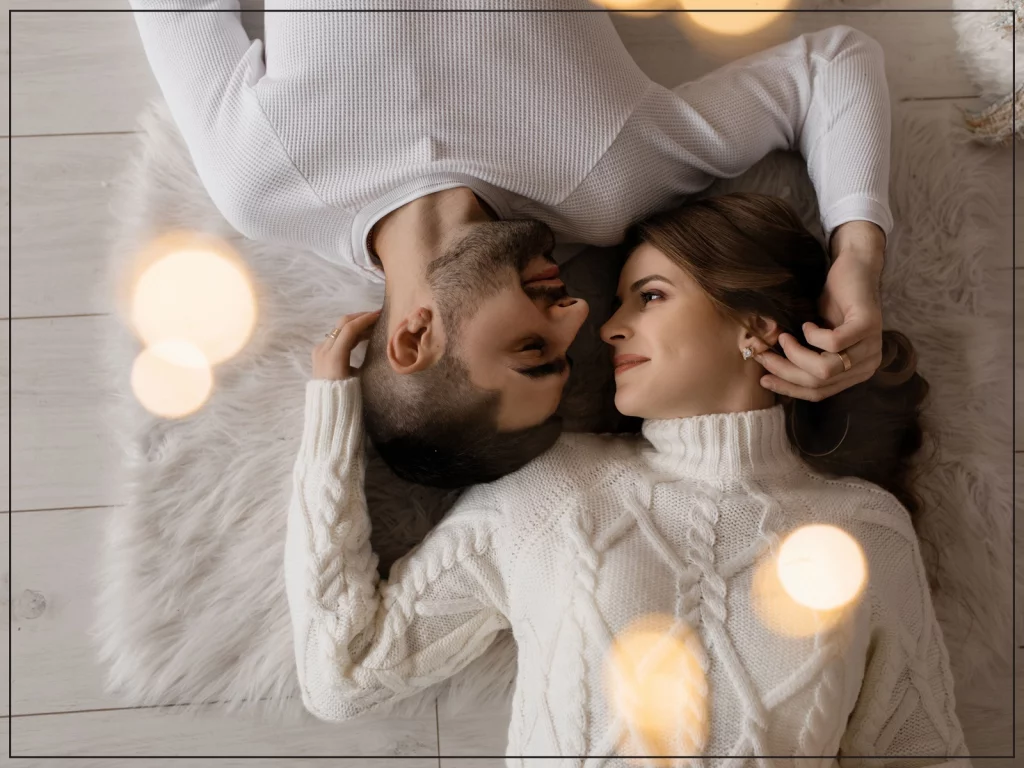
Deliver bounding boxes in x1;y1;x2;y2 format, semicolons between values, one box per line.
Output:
522;281;570;304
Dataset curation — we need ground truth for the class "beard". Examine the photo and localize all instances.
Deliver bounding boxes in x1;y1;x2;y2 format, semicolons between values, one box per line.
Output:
425;219;556;330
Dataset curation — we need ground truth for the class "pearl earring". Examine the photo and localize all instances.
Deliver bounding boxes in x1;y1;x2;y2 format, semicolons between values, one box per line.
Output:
742;347;754;360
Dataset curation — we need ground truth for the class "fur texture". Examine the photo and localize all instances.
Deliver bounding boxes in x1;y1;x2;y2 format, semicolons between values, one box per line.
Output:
93;100;1011;752
952;0;1019;101
952;0;1022;143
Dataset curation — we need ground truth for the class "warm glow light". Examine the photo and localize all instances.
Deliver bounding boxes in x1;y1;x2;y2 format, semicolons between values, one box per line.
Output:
604;614;707;764
777;525;866;611
751;525;867;638
588;0;664;16
130;232;256;365
131;340;214;419
677;0;790;36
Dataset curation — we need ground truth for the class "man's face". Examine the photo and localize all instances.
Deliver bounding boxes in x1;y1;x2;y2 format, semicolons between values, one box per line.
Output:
432;220;590;431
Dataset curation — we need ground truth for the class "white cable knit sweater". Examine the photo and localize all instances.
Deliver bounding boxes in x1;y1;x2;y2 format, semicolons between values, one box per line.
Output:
285;379;969;767
131;1;892;283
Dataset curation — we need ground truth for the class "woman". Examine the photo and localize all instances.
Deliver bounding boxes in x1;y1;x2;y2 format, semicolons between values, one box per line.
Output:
284;194;967;765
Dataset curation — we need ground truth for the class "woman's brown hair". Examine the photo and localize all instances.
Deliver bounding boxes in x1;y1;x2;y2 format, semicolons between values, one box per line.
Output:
633;193;929;519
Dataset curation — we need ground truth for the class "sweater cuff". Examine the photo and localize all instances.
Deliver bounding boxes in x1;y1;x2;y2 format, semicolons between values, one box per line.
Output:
300;378;363;463
821;195;893;246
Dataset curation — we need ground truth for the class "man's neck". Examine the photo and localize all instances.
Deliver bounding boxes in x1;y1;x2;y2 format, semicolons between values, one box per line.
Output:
371;187;494;275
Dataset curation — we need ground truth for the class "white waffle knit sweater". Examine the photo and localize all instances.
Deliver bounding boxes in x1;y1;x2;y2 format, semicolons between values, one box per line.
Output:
131;1;892;283
285;379;969;767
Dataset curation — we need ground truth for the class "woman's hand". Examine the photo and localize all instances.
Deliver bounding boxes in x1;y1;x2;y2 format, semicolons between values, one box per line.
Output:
312;310;382;381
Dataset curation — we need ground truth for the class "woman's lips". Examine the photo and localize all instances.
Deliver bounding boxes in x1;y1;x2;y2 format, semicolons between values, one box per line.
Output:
613;359;649;375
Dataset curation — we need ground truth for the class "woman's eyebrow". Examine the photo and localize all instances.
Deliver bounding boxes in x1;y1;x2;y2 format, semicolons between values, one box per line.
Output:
629;274;675;292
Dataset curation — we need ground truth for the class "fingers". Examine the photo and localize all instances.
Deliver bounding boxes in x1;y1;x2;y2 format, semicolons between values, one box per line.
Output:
312;310;381;380
334;310;381;352
802;317;872;355
321;310;380;348
756;332;882;401
756;348;857;391
776;334;848;379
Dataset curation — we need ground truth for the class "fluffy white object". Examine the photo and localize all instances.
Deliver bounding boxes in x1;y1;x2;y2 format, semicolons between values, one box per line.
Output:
952;0;1020;101
93;100;1012;754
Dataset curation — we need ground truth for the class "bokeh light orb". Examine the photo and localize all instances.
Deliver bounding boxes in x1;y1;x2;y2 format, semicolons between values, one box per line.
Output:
777;524;867;611
130;232;257;365
677;0;790;36
604;614;707;763
588;0;664;16
751;526;867;638
131;340;214;419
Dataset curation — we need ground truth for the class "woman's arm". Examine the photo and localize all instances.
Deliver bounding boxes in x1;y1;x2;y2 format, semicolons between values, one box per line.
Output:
838;509;970;766
286;313;511;721
668;25;892;244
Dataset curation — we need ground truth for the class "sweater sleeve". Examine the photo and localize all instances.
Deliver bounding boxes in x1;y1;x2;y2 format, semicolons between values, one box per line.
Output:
284;379;512;722
837;508;970;767
129;2;327;245
667;25;892;244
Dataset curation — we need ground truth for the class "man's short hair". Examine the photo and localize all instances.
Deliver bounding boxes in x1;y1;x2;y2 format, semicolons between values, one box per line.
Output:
359;296;563;488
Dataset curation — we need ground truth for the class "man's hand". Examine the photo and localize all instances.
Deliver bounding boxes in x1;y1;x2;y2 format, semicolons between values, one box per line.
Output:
756;221;886;402
312;310;381;381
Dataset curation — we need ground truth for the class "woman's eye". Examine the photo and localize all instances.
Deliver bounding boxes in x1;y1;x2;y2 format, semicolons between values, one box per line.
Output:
640;291;663;306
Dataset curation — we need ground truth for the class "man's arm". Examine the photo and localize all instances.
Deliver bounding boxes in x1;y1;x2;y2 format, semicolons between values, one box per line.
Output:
757;220;887;402
669;26;892;399
131;2;257;126
130;2;311;241
670;25;892;243
286;315;512;722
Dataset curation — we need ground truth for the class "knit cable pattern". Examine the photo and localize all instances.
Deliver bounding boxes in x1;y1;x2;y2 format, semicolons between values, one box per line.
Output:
285;383;968;765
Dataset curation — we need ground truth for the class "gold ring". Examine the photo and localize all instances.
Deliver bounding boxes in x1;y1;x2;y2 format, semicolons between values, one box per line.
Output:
838;351;853;372
325;328;341;340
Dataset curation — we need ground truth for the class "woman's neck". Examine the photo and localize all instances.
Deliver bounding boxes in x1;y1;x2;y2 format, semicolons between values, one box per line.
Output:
652;383;776;422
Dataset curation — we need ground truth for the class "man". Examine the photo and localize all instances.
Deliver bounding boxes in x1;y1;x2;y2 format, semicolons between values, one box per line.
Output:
131;1;891;487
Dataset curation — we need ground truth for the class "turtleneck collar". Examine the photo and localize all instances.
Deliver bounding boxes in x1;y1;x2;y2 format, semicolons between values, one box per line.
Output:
640;405;801;480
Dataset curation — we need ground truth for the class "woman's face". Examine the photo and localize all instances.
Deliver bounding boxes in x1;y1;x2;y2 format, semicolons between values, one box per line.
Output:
600;243;771;420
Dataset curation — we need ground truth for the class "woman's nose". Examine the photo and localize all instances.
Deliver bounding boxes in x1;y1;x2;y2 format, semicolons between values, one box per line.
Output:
600;315;626;344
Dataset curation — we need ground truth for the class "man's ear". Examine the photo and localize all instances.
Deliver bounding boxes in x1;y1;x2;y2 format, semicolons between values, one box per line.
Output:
740;315;781;353
387;306;445;374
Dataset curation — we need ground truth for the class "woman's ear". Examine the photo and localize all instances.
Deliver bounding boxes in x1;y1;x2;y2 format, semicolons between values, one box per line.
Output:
740;315;781;353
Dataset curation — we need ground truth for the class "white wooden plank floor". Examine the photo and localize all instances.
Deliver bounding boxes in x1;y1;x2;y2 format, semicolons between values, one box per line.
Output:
6;0;1018;762
12;704;439;764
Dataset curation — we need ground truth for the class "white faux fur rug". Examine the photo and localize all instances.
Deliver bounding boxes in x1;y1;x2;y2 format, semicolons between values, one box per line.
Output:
93;100;1012;752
